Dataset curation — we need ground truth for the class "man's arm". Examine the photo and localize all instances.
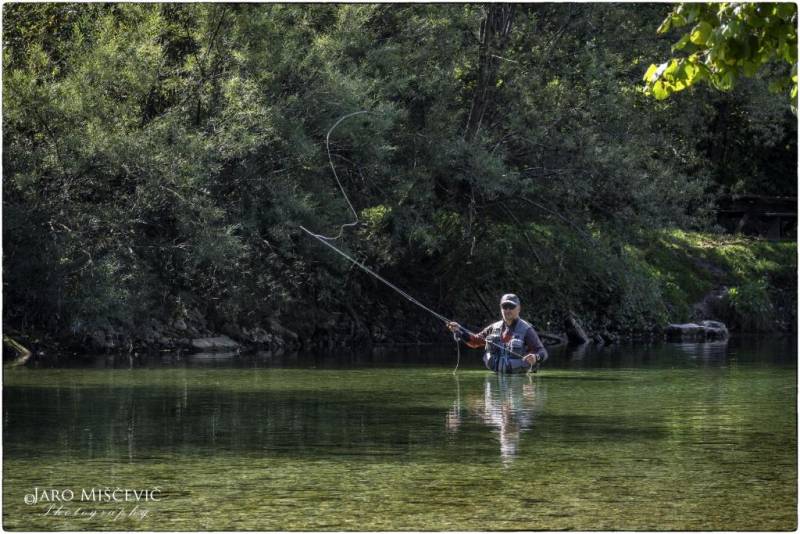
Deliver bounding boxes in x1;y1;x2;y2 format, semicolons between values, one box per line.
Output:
525;327;548;362
448;322;490;349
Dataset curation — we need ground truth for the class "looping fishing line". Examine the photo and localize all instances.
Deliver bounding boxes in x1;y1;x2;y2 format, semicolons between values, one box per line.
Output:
314;110;372;241
302;111;531;373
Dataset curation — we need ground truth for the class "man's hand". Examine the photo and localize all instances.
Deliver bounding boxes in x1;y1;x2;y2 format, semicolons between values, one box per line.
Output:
523;353;538;366
447;321;461;333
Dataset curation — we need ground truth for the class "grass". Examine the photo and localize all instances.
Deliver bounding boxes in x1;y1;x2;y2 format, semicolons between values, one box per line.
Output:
636;229;797;324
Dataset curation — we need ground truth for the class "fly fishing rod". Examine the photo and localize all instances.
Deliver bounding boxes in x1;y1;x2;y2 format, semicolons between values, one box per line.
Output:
299;110;534;371
299;224;529;361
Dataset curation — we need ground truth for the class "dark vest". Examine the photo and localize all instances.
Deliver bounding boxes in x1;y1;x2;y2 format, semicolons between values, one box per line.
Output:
485;319;533;359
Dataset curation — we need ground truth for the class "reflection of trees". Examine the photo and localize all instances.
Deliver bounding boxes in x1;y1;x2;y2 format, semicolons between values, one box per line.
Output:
447;375;547;465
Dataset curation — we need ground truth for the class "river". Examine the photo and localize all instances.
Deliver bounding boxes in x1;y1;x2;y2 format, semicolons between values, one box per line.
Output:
3;337;796;530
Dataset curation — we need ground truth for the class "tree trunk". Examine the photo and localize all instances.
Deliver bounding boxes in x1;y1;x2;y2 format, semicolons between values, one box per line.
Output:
464;4;515;143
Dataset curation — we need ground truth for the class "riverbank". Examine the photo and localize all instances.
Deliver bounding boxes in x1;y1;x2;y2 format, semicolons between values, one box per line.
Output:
3;230;795;362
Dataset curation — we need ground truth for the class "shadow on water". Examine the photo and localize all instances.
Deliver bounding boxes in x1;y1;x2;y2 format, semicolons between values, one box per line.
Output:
20;333;797;371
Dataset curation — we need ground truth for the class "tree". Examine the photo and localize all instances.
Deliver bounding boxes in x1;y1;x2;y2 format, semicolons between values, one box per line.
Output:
643;3;798;111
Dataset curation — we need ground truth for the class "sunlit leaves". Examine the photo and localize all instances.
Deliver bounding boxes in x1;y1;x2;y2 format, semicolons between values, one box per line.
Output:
644;3;798;112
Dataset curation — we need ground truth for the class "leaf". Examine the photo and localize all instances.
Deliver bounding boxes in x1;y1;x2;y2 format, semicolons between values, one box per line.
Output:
643;63;659;82
652;80;670;100
673;33;692;51
690;21;713;45
742;60;759;77
662;58;680;78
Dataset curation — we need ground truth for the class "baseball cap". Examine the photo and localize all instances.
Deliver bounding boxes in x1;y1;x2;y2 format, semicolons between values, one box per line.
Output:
500;294;520;307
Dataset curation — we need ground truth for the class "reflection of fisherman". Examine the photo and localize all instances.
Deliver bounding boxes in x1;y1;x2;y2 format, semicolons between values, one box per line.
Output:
447;294;548;373
447;374;547;465
482;375;544;463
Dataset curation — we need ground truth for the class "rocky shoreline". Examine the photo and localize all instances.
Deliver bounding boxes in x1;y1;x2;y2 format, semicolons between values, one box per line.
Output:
4;283;794;364
0;310;768;365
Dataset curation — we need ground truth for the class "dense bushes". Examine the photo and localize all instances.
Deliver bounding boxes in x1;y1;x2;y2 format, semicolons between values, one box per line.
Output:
3;4;796;348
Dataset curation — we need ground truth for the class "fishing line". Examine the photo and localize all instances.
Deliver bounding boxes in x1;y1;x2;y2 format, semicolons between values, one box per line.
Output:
300;225;528;362
453;331;461;375
302;111;533;372
316;110;372;241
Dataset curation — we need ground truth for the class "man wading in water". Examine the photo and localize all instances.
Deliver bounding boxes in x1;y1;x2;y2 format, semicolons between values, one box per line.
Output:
447;294;548;373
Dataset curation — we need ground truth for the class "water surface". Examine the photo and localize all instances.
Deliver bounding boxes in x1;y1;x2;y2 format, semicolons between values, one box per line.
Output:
3;337;796;530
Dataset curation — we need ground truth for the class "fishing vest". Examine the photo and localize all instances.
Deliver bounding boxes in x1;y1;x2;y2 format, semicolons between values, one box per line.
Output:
485;319;533;360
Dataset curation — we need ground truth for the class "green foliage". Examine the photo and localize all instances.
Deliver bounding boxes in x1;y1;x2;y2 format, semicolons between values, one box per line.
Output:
644;3;798;112
638;229;795;326
2;4;795;342
726;279;775;331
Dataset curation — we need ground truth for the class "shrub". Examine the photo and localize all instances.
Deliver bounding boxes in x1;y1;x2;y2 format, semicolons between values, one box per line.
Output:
724;279;775;332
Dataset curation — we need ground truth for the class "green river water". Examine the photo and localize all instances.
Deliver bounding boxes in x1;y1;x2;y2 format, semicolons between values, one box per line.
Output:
3;337;796;531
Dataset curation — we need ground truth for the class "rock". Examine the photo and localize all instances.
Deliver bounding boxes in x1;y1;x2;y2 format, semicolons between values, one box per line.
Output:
665;323;704;340
190;336;240;352
666;321;729;341
246;327;272;344
699;320;729;340
564;313;589;345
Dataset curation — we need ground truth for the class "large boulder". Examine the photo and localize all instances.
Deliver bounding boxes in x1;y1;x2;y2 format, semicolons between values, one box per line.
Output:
665;321;728;341
699;320;729;340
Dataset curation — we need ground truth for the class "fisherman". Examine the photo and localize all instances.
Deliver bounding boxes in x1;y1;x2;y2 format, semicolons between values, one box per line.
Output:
447;294;548;373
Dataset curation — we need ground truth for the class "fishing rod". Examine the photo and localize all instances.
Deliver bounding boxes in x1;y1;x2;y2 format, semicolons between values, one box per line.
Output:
299;110;533;369
299;224;528;360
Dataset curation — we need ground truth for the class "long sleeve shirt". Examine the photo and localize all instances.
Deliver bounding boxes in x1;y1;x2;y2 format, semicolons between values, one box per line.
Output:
458;319;548;361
